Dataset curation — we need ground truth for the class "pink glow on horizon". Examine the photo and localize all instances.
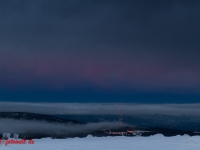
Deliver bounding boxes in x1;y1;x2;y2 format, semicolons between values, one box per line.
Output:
0;56;199;91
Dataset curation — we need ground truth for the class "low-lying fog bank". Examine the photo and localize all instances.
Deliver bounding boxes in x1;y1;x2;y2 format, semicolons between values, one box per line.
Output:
0;118;122;138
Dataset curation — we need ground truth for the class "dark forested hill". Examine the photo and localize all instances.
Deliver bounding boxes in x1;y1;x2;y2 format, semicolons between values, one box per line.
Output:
0;112;81;124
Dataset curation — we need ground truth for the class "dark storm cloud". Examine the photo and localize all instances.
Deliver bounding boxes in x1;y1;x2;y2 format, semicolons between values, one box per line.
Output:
0;0;199;51
0;0;200;102
1;102;200;116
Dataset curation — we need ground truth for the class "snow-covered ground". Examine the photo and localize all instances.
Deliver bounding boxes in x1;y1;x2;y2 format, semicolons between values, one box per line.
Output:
1;134;200;150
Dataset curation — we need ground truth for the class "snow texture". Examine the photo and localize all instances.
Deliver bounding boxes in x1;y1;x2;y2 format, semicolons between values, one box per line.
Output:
1;134;200;150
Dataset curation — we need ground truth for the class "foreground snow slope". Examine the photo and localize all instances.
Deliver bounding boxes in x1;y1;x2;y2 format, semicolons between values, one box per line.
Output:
1;134;200;150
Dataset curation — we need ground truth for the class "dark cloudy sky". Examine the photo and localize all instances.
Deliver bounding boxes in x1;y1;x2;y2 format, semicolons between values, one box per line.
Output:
0;0;200;103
